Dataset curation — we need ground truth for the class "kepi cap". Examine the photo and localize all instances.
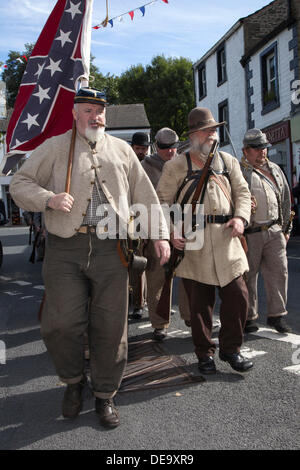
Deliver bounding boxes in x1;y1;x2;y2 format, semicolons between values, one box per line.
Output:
155;127;179;149
243;128;271;149
74;87;107;106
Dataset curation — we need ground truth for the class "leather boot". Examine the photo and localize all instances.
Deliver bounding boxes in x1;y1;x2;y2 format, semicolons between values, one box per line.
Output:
62;377;86;418
95;398;120;428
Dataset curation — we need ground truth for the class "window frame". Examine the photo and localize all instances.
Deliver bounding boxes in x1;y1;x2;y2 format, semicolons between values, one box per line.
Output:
217;43;227;86
260;42;280;115
218;99;229;147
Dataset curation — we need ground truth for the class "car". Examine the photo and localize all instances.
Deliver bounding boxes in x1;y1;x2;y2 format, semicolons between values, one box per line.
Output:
0;239;2;268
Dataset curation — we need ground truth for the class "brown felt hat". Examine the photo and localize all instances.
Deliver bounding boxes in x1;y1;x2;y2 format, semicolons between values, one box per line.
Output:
187;107;225;134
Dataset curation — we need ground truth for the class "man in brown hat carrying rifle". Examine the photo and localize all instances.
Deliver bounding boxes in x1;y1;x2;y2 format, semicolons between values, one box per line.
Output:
157;107;253;375
10;87;170;428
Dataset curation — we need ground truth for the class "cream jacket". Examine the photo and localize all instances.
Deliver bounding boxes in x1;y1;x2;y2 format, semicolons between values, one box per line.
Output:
156;151;251;287
10;130;169;239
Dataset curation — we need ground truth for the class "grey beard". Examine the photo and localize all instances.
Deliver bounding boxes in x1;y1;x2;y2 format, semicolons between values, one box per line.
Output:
85;126;105;143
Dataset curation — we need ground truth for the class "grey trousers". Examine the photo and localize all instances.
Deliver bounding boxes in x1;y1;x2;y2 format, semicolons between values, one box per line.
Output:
245;227;288;321
41;233;128;399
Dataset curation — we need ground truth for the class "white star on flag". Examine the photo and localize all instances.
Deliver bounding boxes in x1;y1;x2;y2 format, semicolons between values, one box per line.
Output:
33;85;51;104
55;29;73;47
35;62;45;79
66;1;81;20
45;58;62;76
22;113;40;130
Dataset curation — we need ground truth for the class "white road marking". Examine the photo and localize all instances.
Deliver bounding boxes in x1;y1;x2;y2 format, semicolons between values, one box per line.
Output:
252;328;300;346
240;347;267;359
3;246;28;255
10;280;32;286
283;365;300;376
137;322;152;329
33;285;45;290
3;291;19;296
0;276;12;281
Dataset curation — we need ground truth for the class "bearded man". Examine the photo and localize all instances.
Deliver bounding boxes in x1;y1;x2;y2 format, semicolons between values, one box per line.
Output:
156;107;253;375
10;87;170;428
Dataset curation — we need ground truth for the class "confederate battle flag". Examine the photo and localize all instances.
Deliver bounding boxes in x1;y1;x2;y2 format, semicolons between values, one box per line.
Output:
1;0;93;175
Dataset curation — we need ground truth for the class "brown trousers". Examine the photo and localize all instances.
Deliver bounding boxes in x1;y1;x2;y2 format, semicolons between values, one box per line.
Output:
182;276;248;359
41;233;128;399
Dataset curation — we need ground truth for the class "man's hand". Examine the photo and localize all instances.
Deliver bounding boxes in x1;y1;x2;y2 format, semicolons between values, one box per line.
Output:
225;217;245;237
170;228;186;251
154;240;171;266
47;193;74;212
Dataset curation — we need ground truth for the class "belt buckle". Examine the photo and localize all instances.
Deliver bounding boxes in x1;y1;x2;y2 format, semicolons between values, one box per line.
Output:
261;224;268;231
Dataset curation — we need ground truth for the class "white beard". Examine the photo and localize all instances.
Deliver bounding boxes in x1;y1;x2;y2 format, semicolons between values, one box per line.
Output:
85;126;105;143
191;134;219;158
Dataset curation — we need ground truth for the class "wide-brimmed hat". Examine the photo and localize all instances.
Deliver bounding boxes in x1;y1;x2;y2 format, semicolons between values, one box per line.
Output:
74;87;107;106
155;127;179;149
187;107;225;134
243;128;271;149
131;132;152;146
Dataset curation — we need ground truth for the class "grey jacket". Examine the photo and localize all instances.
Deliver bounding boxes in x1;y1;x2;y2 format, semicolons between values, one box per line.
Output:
240;157;292;234
10;130;169;239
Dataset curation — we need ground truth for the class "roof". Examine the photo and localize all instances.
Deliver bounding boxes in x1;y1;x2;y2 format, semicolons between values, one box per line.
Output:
106;103;150;130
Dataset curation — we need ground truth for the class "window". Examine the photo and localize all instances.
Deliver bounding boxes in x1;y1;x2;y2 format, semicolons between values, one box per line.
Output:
217;44;227;85
260;42;280;114
198;63;207;100
218;100;229;146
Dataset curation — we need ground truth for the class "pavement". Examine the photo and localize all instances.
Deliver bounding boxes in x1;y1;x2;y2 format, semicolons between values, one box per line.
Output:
0;226;299;452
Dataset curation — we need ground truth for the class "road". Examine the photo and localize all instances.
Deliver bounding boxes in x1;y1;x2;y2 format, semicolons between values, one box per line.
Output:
0;226;299;452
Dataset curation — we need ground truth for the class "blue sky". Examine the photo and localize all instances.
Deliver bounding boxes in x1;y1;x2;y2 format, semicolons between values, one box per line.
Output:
0;0;272;76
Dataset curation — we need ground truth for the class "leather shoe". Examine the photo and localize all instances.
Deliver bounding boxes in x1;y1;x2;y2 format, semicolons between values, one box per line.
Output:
152;328;167;341
267;316;292;333
62;377;86;418
244;319;259;333
95;398;120;428
131;308;143;319
219;352;253;372
198;356;216;375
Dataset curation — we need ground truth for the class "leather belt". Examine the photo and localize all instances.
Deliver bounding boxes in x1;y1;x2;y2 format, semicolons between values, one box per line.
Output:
204;214;232;224
245;220;278;234
77;225;97;234
191;214;232;229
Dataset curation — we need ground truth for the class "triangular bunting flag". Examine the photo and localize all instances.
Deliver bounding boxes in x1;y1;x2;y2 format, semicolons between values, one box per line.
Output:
129;11;134;20
108;19;113;27
139;6;145;16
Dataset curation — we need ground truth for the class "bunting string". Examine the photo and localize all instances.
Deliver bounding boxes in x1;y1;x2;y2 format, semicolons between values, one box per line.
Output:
93;0;169;30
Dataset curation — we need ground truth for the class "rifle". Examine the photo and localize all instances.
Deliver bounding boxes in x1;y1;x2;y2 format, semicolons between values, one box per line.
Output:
155;139;219;321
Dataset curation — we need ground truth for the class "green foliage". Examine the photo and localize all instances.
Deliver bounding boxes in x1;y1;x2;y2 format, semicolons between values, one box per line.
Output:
117;55;194;139
1;43;34;108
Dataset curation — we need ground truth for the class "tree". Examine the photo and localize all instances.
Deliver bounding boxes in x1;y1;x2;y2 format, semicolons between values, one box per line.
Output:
90;58;119;104
117;55;194;139
1;43;34;108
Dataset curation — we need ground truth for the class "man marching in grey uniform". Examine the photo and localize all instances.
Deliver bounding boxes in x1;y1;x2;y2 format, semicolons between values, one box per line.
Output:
241;128;292;334
10;87;170;428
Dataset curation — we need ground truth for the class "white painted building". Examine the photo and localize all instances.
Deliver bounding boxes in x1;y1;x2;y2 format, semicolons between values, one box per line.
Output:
193;22;246;158
193;0;299;185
